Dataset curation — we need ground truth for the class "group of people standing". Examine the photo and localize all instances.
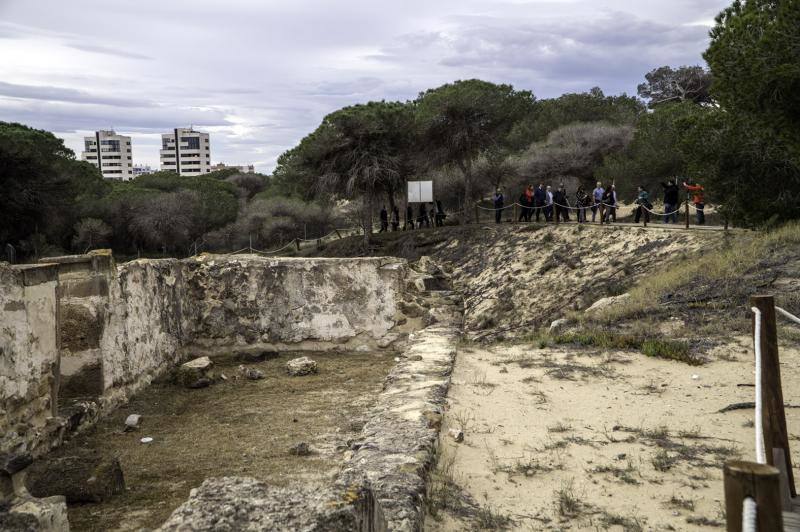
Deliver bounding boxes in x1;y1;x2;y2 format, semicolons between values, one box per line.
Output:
379;201;447;232
634;179;706;225
493;182;619;224
378;178;707;232
493;179;707;226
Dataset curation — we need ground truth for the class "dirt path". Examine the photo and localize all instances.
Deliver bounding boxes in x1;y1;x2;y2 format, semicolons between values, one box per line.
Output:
426;338;800;531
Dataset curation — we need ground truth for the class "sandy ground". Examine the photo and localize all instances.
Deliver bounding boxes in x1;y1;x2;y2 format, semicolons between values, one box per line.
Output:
426;337;800;531
59;351;395;532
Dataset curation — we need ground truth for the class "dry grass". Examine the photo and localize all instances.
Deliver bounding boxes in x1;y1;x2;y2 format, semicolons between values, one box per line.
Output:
547;329;699;365
597;222;800;323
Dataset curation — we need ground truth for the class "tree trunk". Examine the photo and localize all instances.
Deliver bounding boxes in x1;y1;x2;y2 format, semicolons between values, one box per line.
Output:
361;192;374;251
459;158;474;223
386;185;396;214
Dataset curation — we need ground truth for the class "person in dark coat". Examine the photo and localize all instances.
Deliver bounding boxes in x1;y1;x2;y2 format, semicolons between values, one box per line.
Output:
634;185;651;224
404;204;415;230
575;186;590;223
553;185;570;222
418;202;430;228
435;200;446;226
391;205;400;231
661;179;680;224
517;190;527;222
493;189;504;223
379;205;388;233
533;183;547;222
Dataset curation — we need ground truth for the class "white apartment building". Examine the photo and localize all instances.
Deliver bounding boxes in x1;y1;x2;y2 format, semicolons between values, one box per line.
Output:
160;127;211;175
132;164;153;177
209;162;255;174
81;130;133;180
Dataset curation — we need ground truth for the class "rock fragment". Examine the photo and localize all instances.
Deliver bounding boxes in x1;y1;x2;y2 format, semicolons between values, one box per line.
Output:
448;428;464;443
239;365;264;381
124;414;141;431
286;357;318;377
288;442;311;456
176;356;214;388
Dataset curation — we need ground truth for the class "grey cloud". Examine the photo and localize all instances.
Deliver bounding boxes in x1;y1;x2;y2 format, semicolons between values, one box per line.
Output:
0;81;153;107
0;0;731;172
0;99;233;133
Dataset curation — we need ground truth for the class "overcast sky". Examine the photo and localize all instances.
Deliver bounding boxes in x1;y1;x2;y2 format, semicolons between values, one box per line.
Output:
0;0;728;173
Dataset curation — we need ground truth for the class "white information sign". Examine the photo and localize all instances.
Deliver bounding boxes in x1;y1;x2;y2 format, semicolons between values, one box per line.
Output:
407;181;433;203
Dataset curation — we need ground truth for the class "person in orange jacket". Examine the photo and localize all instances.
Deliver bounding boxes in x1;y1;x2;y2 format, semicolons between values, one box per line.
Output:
682;181;705;225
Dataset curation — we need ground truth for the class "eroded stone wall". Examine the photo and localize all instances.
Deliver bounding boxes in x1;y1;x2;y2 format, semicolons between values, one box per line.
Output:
0;263;59;457
186;255;405;347
42;251;115;400
99;255;407;407
100;259;191;405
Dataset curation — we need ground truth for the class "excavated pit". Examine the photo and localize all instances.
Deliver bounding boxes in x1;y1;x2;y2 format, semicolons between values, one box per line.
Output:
60;350;395;531
2;253;460;531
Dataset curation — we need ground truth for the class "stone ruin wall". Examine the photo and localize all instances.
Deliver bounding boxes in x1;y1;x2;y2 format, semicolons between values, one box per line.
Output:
0;263;60;459
0;253;408;459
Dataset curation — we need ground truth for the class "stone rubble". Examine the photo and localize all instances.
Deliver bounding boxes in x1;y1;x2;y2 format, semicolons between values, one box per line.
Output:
176;357;214;388
286;357;318;377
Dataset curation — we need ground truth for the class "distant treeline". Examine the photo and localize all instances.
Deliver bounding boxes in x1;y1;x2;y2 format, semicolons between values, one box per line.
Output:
1;0;797;259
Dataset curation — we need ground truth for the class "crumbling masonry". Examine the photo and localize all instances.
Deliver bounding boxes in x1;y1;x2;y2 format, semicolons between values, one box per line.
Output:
1;251;460;531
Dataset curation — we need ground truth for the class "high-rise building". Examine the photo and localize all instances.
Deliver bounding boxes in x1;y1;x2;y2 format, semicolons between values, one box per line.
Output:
81;130;133;180
132;164;153;177
160;127;211;175
209;162;256;174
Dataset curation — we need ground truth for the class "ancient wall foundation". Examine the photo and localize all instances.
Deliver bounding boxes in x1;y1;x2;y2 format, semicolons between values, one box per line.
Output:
1;254;408;458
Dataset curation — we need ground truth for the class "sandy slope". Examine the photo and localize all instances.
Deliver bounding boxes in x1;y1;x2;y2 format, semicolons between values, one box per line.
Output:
433;224;733;338
427;338;800;531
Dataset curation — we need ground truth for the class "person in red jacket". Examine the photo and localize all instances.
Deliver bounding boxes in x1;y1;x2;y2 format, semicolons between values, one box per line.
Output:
683;181;705;225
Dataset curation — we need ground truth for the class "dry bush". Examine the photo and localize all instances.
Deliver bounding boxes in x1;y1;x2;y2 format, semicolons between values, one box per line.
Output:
510;122;633;192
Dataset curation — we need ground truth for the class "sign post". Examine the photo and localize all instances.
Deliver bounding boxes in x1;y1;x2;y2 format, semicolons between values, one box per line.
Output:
407;181;433;204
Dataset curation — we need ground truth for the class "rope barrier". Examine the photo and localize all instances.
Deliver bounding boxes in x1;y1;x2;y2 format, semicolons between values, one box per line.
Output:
751;306;767;465
742;497;757;532
480;200;682;216
775;306;800;326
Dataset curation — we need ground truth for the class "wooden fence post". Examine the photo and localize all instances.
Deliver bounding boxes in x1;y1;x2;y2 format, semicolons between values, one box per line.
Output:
513;203;517;223
643;208;648;227
724;461;783;532
751;295;796;498
335;229;342;239
294;238;300;252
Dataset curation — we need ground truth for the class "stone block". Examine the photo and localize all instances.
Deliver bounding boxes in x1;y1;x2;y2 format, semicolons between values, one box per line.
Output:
176;357;214;388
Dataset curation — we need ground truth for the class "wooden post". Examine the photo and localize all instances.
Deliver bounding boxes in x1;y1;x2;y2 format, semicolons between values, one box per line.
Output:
294;238;300;252
335;229;342;239
513;203;518;223
751;295;796;498
643;208;648;227
555;206;559;225
724;461;783;532
685;200;690;229
725;219;729;231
